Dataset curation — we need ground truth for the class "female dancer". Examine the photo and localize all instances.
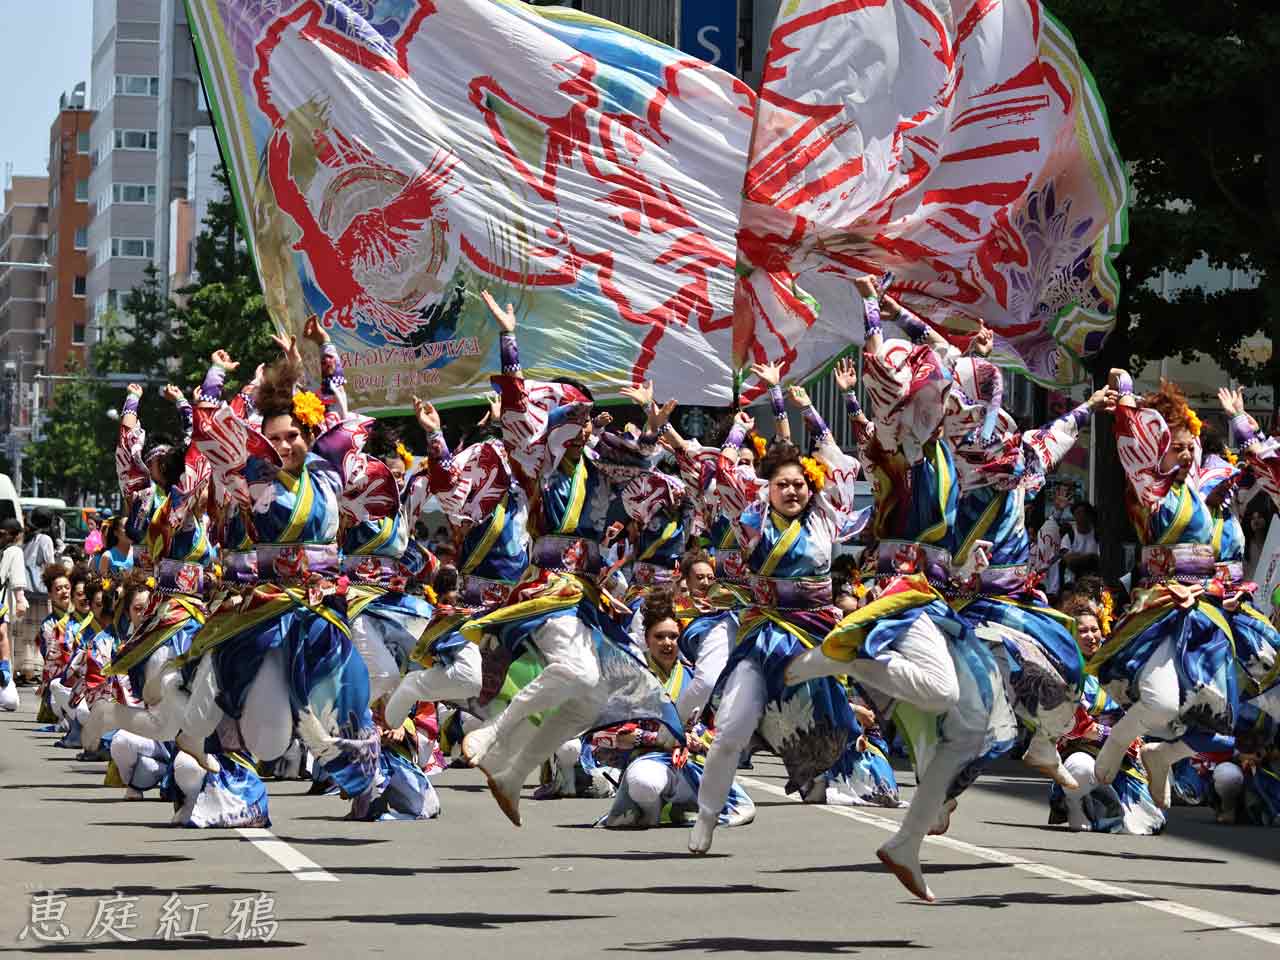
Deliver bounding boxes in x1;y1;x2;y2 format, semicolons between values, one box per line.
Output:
460;291;682;827
1050;596;1165;835
383;395;525;728
600;590;755;829
35;563;75;723
689;382;864;857
178;325;397;818
85;381;214;751
1089;373;1238;809
784;279;1015;902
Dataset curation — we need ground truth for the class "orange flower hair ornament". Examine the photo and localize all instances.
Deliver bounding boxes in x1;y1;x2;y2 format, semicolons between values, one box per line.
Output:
292;391;326;429
1223;448;1239;466
395;441;415;470
1097;590;1115;637
1185;408;1203;437
750;434;768;460
799;455;828;491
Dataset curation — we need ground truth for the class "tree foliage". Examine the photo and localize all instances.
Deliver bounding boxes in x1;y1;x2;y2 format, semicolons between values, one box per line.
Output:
1051;0;1279;396
24;164;276;502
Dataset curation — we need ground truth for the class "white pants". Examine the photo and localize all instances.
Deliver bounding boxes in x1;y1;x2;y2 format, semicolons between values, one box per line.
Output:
549;738;584;796
110;731;169;791
697;659;766;819
182;650;293;762
49;677;73;720
172;751;209;798
351;618;403;706
0;672;17;712
385;643;482;728
848;615;960;715
676;618;733;726
1214;761;1245;810
480;614;607;781
1062;751;1098;815
624;756;690;824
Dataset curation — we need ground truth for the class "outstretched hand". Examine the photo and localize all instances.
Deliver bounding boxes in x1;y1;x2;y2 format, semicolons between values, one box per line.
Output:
833;356;857;392
620;380;655;409
970;320;994;358
271;332;303;367
853;275;878;298
786;384;812;409
302;315;329;346
1217;386;1246;418
413;396;441;434
211;350;239;372
161;384;184;404
480;291;517;333
749;359;784;388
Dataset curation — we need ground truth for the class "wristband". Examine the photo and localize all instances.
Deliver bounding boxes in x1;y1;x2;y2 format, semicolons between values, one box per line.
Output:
802;404;830;440
122;394;141;417
499;333;520;375
862;295;882;339
1068;403;1091;429
1115;371;1133;396
1231;413;1257;447
768;385;786;421
726;425;747;449
199;364;227;403
898;308;929;345
845;391;862;419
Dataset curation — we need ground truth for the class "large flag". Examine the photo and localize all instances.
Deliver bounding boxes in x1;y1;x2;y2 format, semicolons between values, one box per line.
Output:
734;0;1129;387
186;0;760;412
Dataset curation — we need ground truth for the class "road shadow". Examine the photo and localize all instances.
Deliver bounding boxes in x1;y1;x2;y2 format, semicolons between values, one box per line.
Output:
247;865;518;879
766;862;1006;876
270;836;390;848
0;938;304;953
0;782;110;790
12;854;192;866
607;938;924;954
990;844;1227;865
20;884;268;900
446;852;729;863
936;891;1151;909
548;884;791;896
1105;878;1280;897
306;912;609;930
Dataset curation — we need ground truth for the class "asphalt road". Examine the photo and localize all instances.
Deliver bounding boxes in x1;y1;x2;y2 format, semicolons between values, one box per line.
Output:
2;697;1279;958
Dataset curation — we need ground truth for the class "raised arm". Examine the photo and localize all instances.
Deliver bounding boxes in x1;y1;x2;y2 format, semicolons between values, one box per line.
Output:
191;351;280;511
303;316;348;420
1023;388;1112;479
1108;367;1173;509
1220;386;1280;511
749;359;791;444
716;411;767;523
115;384;151;502
788;384;861;512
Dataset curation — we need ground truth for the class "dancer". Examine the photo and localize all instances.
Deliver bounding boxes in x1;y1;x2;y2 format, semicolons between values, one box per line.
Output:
384;394;525;729
179;324;396;818
1049;596;1165;835
599;590;755;828
85;381;213;751
784;278;1016;902
926;337;1111;787
688;379;865;856
460;291;682;827
1089;373;1238;809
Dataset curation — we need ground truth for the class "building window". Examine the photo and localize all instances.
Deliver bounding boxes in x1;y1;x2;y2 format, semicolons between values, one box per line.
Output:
110;237;155;259
77;131;90;154
74;227;88;250
73;324;86;344
115;75;160;97
112;183;156;204
112;129;158;151
75;178;89;202
73;275;87;297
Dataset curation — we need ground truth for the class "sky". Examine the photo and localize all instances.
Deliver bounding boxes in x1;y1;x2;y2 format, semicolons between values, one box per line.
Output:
0;1;94;186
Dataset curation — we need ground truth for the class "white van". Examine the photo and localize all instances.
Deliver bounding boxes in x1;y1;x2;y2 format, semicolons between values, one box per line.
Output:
0;475;21;528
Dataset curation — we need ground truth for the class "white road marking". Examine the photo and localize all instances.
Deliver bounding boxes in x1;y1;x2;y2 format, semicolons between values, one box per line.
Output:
738;775;1280;948
237;827;339;883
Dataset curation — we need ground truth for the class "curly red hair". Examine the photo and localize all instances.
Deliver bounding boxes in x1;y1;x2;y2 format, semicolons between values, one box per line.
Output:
1143;379;1200;435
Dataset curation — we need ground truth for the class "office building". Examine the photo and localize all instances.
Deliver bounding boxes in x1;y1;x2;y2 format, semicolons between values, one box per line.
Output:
86;0;209;339
46;84;96;376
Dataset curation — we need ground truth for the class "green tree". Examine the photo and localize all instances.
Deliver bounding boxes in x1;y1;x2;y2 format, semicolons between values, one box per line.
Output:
171;164;277;390
1047;1;1280;576
25;359;117;503
1050;0;1279;398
